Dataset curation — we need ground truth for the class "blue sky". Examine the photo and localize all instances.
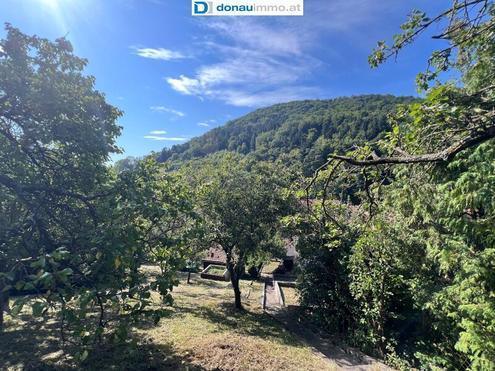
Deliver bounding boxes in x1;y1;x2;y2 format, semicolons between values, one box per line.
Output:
0;0;448;160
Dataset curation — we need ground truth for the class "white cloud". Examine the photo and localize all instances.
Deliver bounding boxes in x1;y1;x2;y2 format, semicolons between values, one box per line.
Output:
166;17;322;107
150;106;186;117
220;87;321;107
166;76;201;96
166;45;319;107
165;0;400;107
144;128;188;141
206;19;304;56
144;135;188;141
198;119;217;127
167;56;319;107
164;137;188;141
134;47;185;61
144;135;167;141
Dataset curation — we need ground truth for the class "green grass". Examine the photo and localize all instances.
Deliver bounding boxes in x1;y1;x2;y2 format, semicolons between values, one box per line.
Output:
140;273;335;370
204;264;227;276
281;286;299;306
0;271;336;370
262;260;281;274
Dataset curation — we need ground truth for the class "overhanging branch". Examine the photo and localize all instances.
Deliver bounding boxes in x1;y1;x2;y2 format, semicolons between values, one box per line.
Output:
325;125;495;167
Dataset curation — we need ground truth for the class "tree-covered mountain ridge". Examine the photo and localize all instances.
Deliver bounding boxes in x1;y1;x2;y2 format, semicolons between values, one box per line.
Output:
157;95;416;175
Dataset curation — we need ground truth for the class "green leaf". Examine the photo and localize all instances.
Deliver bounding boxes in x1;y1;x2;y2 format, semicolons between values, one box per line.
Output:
10;299;27;316
32;302;46;317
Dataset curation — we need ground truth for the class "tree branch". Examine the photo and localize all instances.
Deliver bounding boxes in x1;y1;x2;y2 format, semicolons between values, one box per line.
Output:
325;125;495;167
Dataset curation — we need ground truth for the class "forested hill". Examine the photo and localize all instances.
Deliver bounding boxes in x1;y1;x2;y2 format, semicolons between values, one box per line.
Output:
157;95;415;175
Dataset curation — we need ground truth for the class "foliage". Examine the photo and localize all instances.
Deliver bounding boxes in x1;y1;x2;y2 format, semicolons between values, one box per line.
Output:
114;156;141;173
301;1;495;369
0;25;196;357
158;95;415;176
187;153;296;309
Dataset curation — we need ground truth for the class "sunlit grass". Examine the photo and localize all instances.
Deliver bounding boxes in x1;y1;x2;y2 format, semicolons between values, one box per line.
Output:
280;286;299;307
140;273;336;371
1;271;335;370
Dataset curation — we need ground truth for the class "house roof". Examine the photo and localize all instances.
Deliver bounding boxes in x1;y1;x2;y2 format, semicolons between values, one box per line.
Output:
204;245;227;263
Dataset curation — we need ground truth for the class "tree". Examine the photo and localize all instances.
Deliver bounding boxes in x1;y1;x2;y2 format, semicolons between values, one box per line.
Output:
194;154;294;309
118;158;200;294
0;23;121;332
114;156;140;173
0;25;194;359
304;1;495;368
316;1;495;171
158;96;413;176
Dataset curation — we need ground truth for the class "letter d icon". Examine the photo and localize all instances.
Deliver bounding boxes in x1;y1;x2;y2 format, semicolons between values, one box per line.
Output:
194;1;209;14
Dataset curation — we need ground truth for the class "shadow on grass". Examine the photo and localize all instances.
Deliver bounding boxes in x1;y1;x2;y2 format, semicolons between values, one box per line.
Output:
0;314;66;370
271;307;387;369
172;301;303;348
0;313;205;370
82;339;206;371
178;276;229;289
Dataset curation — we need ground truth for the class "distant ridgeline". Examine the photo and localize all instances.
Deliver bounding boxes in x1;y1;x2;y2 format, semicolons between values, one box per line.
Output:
157;95;416;175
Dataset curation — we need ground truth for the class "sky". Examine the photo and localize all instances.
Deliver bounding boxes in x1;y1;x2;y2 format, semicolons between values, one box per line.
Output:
0;0;448;160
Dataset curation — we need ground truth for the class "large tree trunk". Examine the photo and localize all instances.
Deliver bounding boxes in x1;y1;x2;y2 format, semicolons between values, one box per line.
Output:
231;273;242;310
228;264;243;310
226;251;243;310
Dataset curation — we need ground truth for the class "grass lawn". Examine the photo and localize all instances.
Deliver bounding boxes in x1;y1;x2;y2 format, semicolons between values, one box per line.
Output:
0;270;335;370
203;264;227;276
280;286;299;307
261;260;281;274
139;272;335;370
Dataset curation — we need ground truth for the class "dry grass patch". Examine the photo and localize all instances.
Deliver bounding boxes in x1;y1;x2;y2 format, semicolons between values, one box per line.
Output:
138;273;336;371
280;286;299;307
261;260;281;274
0;271;335;370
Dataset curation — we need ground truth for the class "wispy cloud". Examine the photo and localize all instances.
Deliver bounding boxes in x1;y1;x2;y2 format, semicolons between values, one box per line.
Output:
167;76;200;96
198;119;217;127
144;135;188;141
150;106;186;117
166;18;321;107
144;135;168;141
144;128;187;141
165;0;397;107
134;47;185;61
163;137;188;141
205;20;304;56
219;87;320;107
